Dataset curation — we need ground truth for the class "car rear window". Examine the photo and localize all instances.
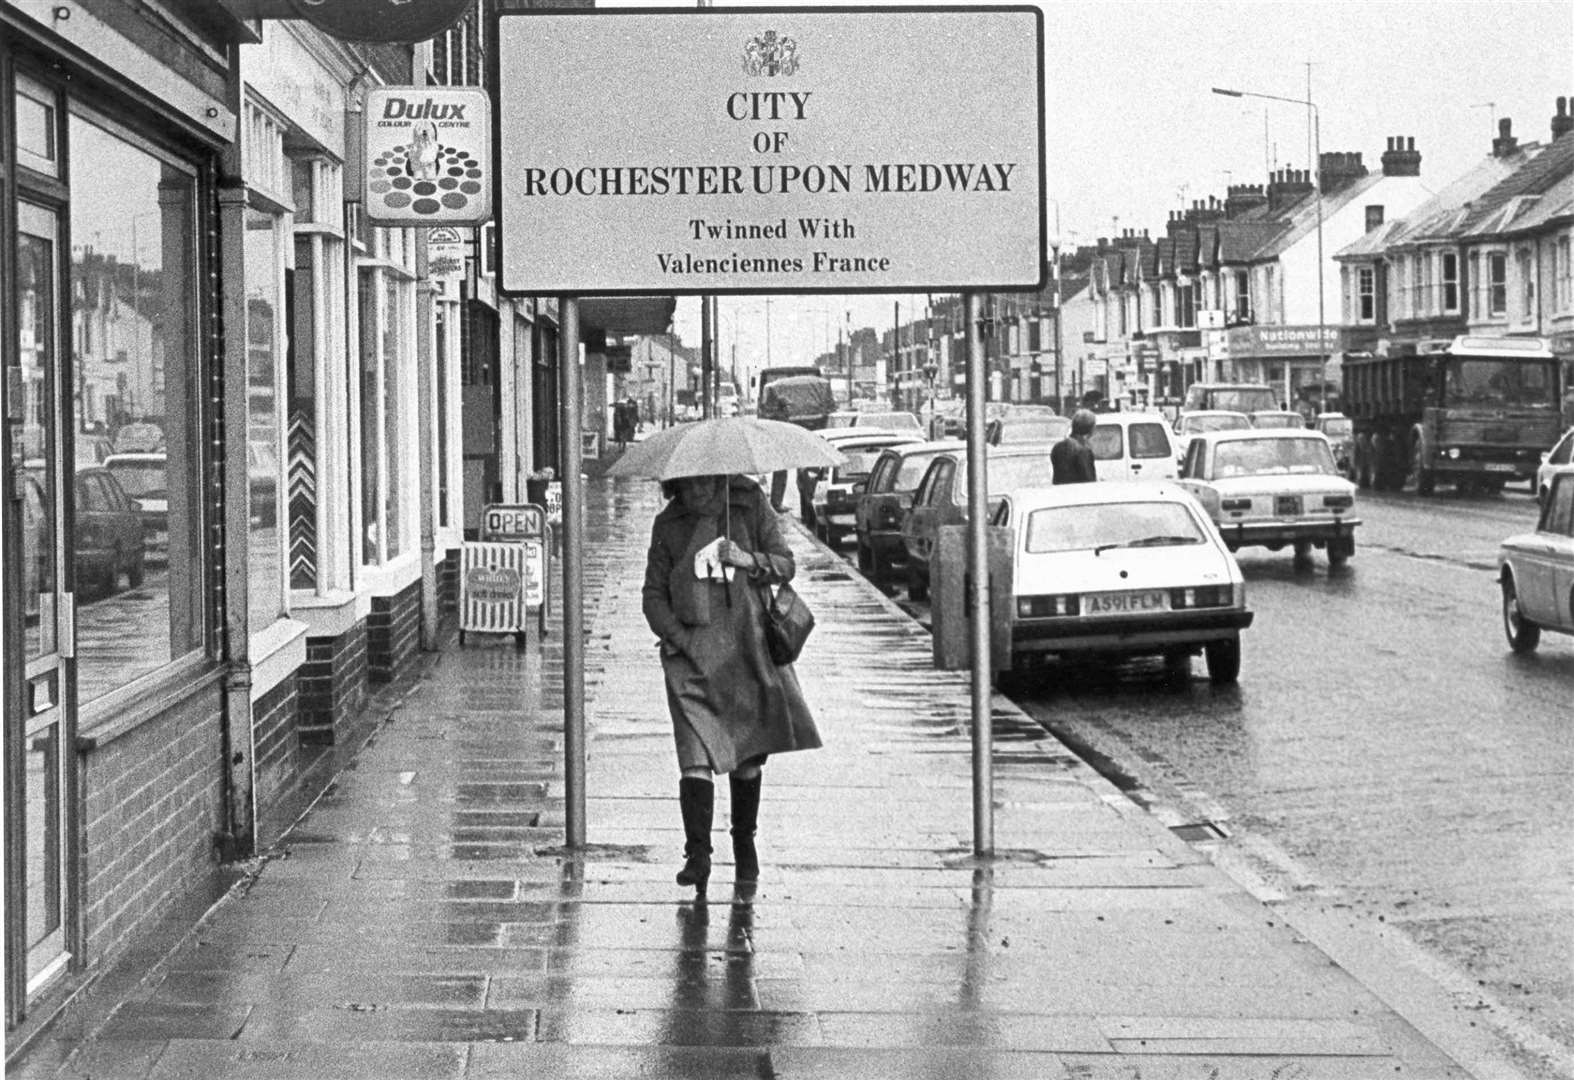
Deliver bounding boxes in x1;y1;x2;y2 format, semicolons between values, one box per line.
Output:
1213;437;1337;477
105;462;167;496
1088;425;1123;460
1025;501;1205;553
836;448;886;478
1129;423;1172;458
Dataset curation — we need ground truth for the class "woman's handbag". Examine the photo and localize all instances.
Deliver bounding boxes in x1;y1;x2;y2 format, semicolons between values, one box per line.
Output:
761;581;814;665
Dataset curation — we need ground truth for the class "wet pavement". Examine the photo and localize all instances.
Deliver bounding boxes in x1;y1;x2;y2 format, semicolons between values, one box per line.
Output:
11;476;1482;1079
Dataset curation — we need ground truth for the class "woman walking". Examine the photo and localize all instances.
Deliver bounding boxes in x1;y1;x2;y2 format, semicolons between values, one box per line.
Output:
641;474;821;895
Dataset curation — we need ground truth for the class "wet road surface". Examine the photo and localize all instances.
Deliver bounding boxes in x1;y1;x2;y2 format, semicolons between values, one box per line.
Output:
981;488;1574;1079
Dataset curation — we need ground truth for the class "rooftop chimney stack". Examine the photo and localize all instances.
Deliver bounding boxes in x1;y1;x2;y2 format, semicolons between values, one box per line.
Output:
1492;117;1520;158
1380;136;1422;177
1553;96;1573;140
1318;150;1368;193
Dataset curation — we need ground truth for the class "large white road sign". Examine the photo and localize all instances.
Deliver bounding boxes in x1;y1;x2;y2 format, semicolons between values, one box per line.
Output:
493;7;1044;295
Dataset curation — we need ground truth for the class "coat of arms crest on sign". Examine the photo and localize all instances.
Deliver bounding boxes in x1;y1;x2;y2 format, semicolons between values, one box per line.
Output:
744;30;798;76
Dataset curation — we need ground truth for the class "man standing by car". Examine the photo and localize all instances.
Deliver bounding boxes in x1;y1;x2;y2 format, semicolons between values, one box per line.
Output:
1051;409;1098;484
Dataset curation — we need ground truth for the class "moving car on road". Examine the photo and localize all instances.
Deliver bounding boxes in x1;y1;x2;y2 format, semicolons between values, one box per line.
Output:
1178;429;1359;566
1314;412;1356;480
1537;426;1573;507
996;482;1253;684
900;443;1053;600
1249;410;1308;430
1172;409;1252;466
1498;465;1574;653
808;430;922;548
853;439;963;581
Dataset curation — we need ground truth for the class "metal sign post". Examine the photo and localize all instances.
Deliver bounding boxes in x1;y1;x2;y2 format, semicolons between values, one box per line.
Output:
561;298;587;849
964;293;993;856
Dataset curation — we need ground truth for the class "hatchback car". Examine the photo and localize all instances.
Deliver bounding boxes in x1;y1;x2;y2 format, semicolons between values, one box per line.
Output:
1088;412;1177;481
1499;466;1574;653
900;443;1054;600
809;431;922;548
1537;427;1573;507
998;482;1253;684
1179;429;1359;565
854;439;964;581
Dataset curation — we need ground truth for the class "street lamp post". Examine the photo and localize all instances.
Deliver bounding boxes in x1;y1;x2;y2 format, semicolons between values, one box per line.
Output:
1212;85;1324;411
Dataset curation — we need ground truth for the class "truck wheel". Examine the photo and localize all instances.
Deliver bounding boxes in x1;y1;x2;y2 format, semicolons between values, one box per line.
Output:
1293;540;1313;563
1501;576;1540;654
1205;636;1241;685
1328;535;1354;566
1410;441;1435;496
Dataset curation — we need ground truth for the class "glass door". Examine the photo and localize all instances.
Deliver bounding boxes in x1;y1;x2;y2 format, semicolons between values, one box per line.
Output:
11;199;73;994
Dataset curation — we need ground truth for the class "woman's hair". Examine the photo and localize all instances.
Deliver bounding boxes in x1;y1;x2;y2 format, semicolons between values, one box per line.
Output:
661;474;727;500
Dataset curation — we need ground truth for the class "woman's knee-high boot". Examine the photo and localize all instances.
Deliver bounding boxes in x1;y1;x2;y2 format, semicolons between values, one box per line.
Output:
729;772;762;882
676;777;714;892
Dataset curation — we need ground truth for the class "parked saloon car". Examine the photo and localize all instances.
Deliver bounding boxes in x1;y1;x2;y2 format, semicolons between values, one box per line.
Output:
1315;412;1356;480
103;451;169;557
1248;410;1309;430
72;465;147;598
900;442;1053;601
1499;465;1574;653
809;430;922;548
997;482;1253;684
853;439;963;581
1173;409;1252;467
1179;429;1359;565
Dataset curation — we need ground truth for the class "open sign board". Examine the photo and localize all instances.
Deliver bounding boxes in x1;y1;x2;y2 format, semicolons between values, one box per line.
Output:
482;503;548;542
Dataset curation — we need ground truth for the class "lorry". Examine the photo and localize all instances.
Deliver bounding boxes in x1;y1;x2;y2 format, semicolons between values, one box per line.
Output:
1344;336;1562;494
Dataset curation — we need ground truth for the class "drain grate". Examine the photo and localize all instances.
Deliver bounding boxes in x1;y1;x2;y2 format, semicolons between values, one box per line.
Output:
1169;821;1229;842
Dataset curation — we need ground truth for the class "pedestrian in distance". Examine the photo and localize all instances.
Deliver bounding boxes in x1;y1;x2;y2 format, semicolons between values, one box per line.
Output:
1051;409;1099;484
641;473;822;896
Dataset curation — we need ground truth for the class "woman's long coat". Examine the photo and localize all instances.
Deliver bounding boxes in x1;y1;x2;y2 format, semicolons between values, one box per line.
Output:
641;478;820;773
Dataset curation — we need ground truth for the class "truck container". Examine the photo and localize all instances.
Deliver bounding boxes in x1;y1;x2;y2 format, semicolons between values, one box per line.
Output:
1344;336;1562;494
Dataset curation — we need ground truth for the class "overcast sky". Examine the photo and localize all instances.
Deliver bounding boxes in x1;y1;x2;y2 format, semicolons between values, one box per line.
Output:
602;0;1571;376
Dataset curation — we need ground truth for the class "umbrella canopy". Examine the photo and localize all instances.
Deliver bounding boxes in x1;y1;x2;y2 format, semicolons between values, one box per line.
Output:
608;417;847;480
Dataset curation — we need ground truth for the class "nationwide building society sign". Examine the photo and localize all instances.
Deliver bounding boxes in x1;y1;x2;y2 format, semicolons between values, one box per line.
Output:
492;8;1045;295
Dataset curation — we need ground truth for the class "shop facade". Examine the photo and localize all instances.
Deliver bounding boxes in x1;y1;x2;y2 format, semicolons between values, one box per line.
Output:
2;8;465;1041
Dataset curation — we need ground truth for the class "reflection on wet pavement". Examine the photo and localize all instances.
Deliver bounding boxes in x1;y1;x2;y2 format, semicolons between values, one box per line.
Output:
11;478;1477;1080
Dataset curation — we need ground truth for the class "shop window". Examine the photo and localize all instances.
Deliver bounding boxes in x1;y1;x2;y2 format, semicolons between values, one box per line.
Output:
15;76;59;177
68;115;205;703
288;237;319;590
357;267;412;565
245;209;285;627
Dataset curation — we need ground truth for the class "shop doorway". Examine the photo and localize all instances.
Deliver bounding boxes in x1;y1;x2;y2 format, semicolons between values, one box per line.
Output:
7;198;75;1015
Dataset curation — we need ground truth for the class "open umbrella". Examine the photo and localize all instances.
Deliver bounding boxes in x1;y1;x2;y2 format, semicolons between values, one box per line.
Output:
607;416;846;480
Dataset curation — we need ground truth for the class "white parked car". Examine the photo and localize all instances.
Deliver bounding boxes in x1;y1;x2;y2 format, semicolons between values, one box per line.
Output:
997;482;1253;684
1499;465;1574;653
1179;429;1360;566
1173;409;1252;467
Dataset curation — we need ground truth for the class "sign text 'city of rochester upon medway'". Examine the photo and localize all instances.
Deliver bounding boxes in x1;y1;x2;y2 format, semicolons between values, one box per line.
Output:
491;8;1045;295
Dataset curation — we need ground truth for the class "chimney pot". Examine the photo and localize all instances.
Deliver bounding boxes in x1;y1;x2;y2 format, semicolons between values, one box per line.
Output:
1553;96;1574;139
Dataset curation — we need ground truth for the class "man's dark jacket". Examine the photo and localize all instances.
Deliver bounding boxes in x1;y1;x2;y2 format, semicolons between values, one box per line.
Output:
1050;437;1097;484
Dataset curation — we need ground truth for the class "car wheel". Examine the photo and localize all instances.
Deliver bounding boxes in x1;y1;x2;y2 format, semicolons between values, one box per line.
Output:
1501;576;1541;654
907;563;929;602
1328;535;1354;566
856;538;873;573
1204;636;1241;685
127;552;145;587
1163;650;1191;680
1292;540;1314;563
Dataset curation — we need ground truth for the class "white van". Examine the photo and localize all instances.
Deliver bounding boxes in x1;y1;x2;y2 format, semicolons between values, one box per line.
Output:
1088;412;1178;481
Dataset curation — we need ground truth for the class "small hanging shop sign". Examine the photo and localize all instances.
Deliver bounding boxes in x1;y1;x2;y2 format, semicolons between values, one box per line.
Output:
365;87;491;227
